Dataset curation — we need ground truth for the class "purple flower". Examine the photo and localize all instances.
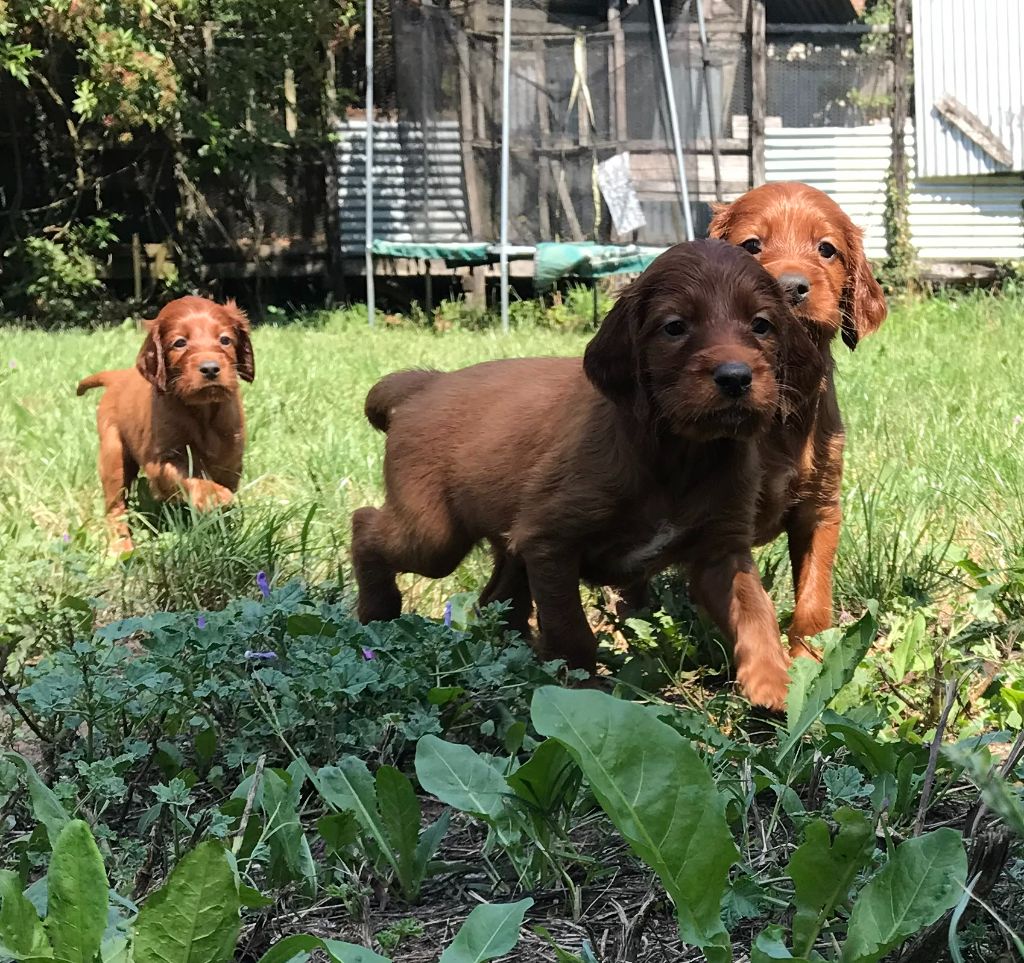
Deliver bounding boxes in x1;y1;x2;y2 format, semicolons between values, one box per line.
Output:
245;649;277;661
197;616;207;630
361;647;376;661
256;571;271;598
61;532;71;544
443;600;453;627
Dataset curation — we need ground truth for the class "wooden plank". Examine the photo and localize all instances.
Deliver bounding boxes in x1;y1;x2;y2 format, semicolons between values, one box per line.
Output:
534;38;552;238
891;0;910;195
749;0;766;187
551;158;584;240
933;94;1013;168
457;32;486;238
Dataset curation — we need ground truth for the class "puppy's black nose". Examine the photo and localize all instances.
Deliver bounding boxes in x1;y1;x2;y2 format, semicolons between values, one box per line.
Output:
199;361;221;380
778;272;811;305
713;362;753;398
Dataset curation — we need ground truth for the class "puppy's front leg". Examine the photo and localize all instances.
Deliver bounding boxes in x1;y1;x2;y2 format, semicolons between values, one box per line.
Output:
143;461;234;510
690;552;790;711
522;549;597;674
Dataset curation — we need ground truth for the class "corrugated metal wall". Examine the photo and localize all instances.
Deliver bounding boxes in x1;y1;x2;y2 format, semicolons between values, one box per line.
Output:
335;120;471;253
766;124;1024;261
913;0;1024;178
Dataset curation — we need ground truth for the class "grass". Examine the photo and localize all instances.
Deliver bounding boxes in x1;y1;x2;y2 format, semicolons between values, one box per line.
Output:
2;290;1024;645
3;291;1024;961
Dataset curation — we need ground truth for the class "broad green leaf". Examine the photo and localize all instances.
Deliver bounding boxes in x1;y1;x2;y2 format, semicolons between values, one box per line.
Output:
890;610;927;680
321;940;392;963
842;828;967;963
532;687;736;962
751;926;811;962
506;739;575;812
786;808;873;957
45;820;109;963
3;752;70;848
239;885;274;909
438;898;534;963
318;813;359;855
414;810;451;879
262;770;317;894
132;841;240;963
414;736;510;820
101;937;131;963
254;933;324;963
316;758;399;876
0;870;51;957
375;765;421;898
777;608;877;761
941;742;1024;836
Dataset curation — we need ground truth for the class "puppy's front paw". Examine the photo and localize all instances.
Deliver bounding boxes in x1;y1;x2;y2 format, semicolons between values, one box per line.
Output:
108;536;135;556
193;483;234;511
789;638;823;663
736;655;790;713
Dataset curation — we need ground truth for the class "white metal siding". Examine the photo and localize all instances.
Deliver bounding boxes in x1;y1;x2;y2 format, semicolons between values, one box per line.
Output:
913;0;1024;177
766;124;1024;261
334;120;471;253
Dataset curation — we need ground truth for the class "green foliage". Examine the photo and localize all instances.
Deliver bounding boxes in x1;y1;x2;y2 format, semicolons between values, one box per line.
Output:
532;687;737;961
438;898;534;963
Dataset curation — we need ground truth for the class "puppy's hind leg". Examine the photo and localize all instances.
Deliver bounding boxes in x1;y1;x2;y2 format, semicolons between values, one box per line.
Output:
352;507;403;623
351;504;472;624
98;425;136;554
479;542;533;637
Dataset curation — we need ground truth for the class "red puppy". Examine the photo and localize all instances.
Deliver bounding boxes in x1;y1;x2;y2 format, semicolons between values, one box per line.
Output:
709;181;888;657
77;296;255;552
352;240;823;709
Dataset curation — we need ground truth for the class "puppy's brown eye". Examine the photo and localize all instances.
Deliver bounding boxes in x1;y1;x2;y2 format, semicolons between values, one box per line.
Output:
751;316;773;337
172;337;187;349
818;241;838;260
740;238;762;255
662;317;688;337
219;335;232;346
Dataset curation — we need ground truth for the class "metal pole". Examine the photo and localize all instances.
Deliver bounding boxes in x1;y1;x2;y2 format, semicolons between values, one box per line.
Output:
499;0;512;333
652;0;694;240
365;0;376;326
693;0;722;202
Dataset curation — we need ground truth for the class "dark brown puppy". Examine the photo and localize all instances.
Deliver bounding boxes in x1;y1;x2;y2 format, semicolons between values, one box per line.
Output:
708;182;887;657
77;295;255;553
352;240;823;709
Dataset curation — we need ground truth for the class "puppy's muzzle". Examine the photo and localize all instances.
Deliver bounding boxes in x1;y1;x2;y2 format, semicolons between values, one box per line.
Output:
778;272;811;306
713;362;753;398
199;361;221;381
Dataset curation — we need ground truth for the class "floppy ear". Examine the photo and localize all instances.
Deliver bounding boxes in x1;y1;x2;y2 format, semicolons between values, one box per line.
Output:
136;319;167;392
225;299;255;382
707;201;733;240
583;285;640;399
840;226;888;350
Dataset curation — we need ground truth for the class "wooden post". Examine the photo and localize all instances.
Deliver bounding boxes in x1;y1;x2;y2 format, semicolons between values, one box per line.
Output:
457;32;485;238
608;0;626;147
891;0;909;197
323;45;346;301
131;232;143;300
749;0;766;187
534;38;552;239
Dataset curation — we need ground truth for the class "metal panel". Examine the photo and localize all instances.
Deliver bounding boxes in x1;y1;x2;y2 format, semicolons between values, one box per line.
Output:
335;120;471;252
913;0;1024;177
766;123;1024;260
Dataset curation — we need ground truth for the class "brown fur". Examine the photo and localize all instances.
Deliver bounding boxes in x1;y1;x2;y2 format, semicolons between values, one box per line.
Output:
77;295;255;552
351;240;825;710
708;181;888;657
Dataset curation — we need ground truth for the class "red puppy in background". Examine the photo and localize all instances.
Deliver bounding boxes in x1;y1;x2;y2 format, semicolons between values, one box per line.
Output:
77;296;255;553
709;181;888;658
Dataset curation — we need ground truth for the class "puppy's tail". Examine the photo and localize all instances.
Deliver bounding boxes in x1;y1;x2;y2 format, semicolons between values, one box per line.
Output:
76;372;113;396
365;369;440;432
